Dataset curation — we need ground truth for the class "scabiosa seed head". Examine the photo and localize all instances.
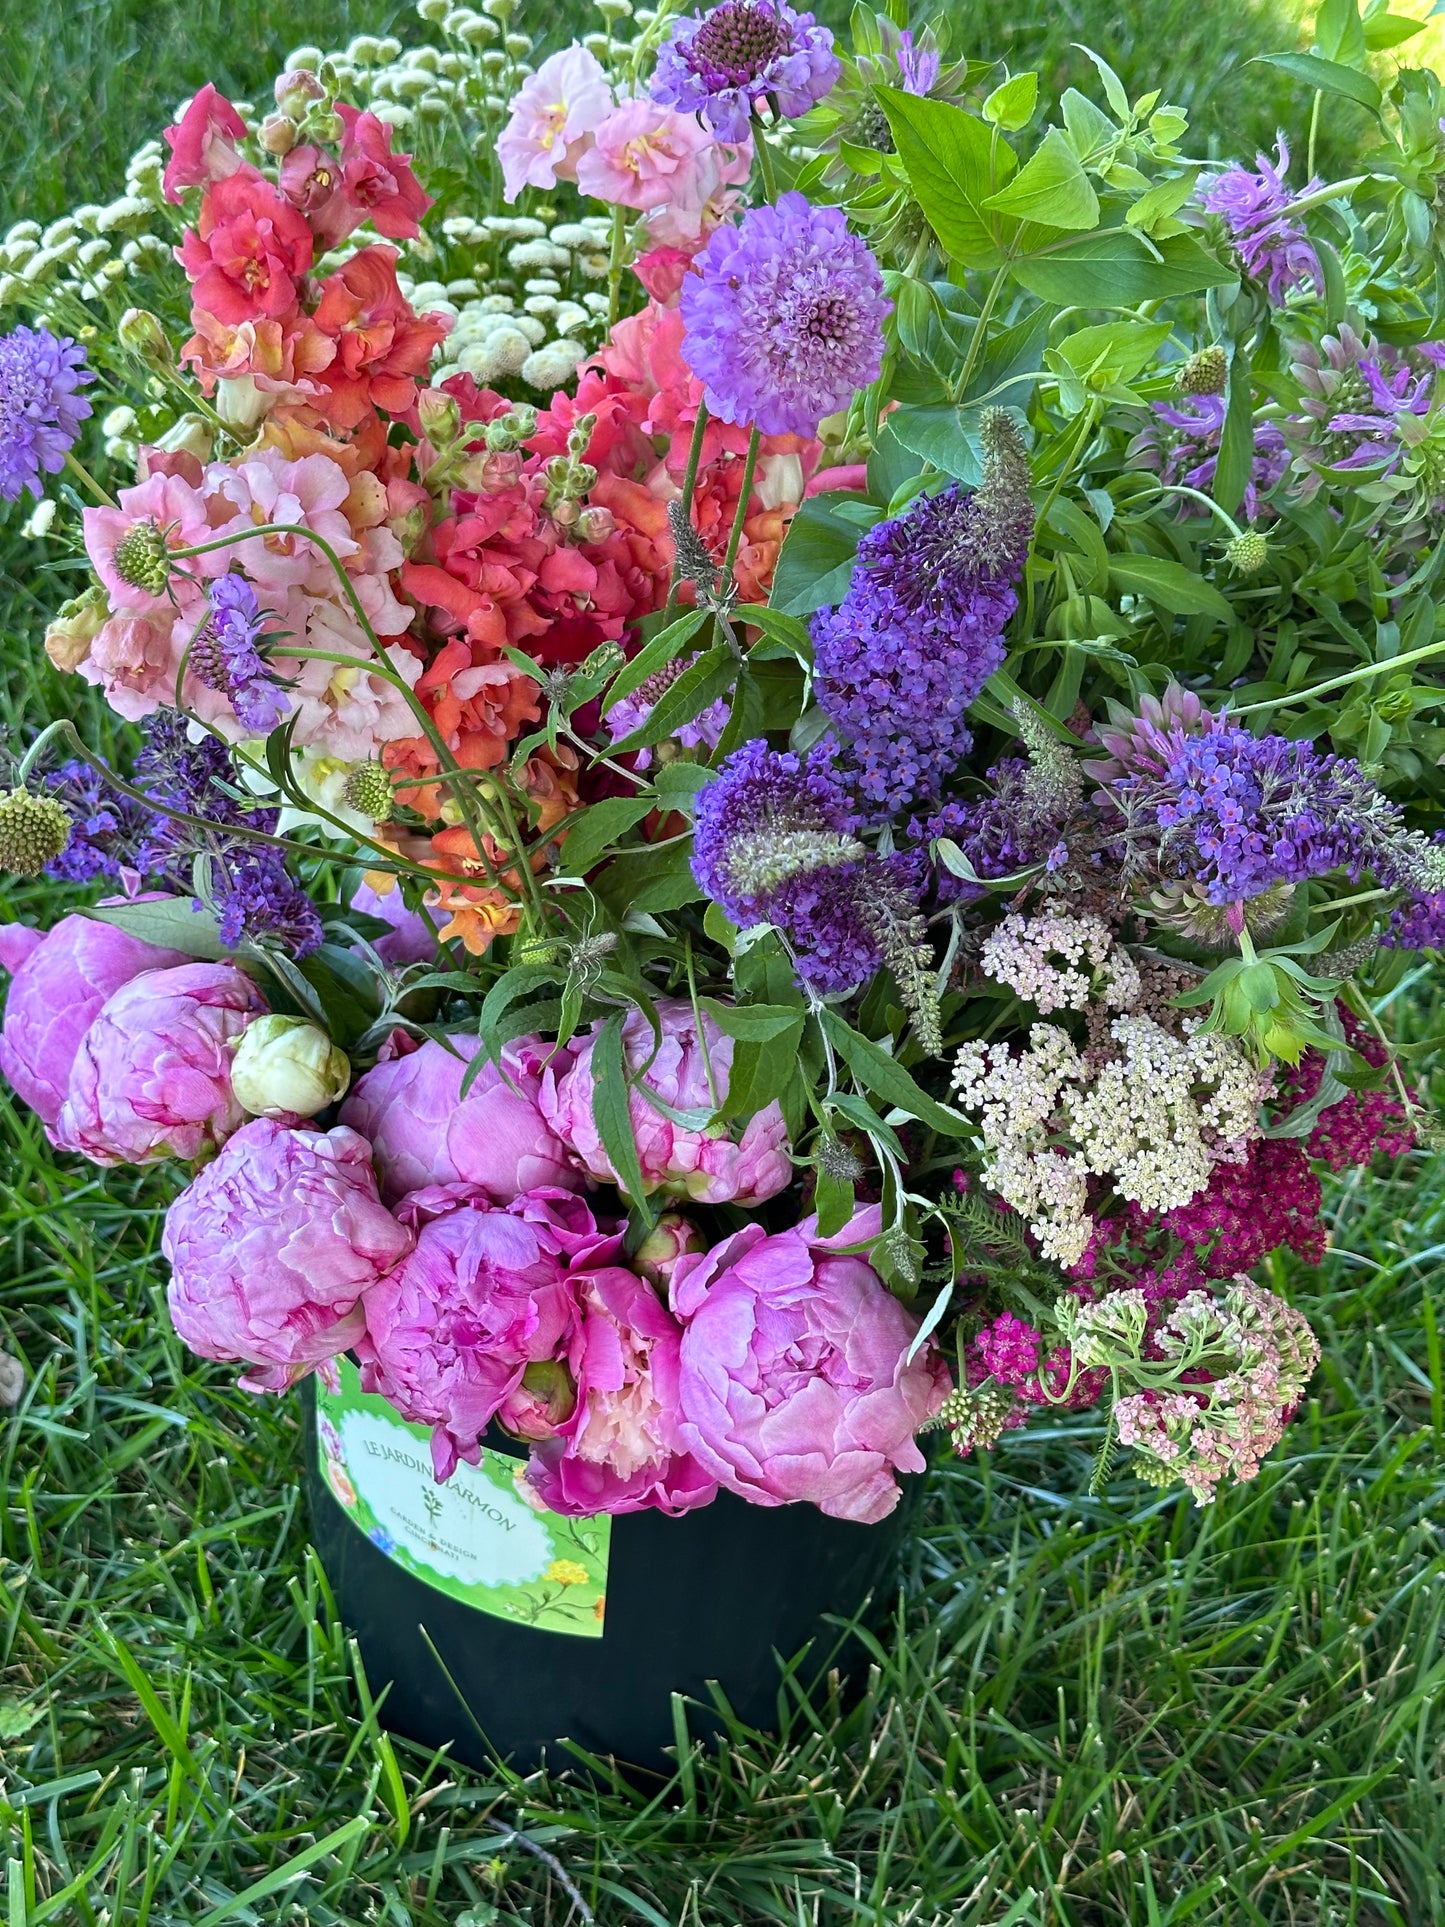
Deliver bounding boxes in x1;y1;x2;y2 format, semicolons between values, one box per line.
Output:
0;323;94;502
679;192;889;438
1226;528;1269;573
342;761;396;822
113;519;175;597
0;788;73;876
1179;345;1228;396
652;0;841;142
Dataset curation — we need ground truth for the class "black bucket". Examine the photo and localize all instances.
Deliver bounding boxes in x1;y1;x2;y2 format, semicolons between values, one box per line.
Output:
301;1363;911;1774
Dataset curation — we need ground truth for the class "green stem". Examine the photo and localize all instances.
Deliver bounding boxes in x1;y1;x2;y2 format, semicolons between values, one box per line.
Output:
662;400;711;619
952;264;1010;404
720;425;761;591
606;203;628;330
63;450;116;508
1231;637;1445;716
753;120;778;200
1143;482;1246;540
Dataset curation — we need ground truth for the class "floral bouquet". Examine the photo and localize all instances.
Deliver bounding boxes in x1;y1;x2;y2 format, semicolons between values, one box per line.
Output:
1;0;1442;1525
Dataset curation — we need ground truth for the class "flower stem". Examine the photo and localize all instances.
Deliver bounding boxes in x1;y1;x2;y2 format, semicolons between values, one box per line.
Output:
753;121;779;201
662;399;710;619
63;450;116;508
720;424;761;591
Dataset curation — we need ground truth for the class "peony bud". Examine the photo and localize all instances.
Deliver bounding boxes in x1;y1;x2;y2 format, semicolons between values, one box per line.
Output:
496;1358;578;1440
634;1211;705;1288
231;1014;351;1119
43;586;108;673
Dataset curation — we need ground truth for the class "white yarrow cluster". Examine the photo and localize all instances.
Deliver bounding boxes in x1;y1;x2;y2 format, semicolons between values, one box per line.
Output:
980;910;1141;1015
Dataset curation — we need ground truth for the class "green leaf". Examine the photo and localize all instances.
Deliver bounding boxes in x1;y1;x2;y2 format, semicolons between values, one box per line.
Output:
1214;346;1254;520
876;86;1018;265
590;1011;654;1223
1315;0;1369;63
605;645;738;755
1011;230;1235;305
813;1163;856;1239
1361;10;1426;50
85;896;227;960
770;494;877;615
818;1010;970;1136
1110;553;1234;618
592;839;703;915
720;1020;806;1120
887;406;985;483
736;602;815;662
984;126;1100;231
1260;51;1382;111
475;963;562;1066
983;71;1038;131
555;795;657;876
600;608;709;717
700;997;806;1041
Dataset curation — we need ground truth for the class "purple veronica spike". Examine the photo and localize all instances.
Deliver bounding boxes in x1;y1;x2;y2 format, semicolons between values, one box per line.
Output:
0;324;93;501
651;0;840;141
1201;137;1323;305
192;574;293;734
679;192;889;438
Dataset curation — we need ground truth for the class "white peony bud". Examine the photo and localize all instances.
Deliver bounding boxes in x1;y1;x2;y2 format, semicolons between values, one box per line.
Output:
232;1015;352;1120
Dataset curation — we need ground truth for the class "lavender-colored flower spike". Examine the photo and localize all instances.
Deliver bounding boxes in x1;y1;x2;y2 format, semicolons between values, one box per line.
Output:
813;409;1034;816
679;192;889;438
0;324;94;501
191;574;293;734
1201;137;1323;305
652;0;840;142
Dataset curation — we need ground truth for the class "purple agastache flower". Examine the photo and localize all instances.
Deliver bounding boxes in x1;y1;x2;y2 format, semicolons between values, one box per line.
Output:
679;192;889;438
607;654;730;771
813;410;1034;816
893;30;940;95
1287;326;1442;497
652;0;840;141
1131;394;1288;522
1201;137;1323;305
0;324;94;501
1099;716;1445;904
690;737;925;997
191;574;293;734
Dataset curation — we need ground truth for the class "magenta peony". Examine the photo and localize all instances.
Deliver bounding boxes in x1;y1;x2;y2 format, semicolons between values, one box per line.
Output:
669;1207;952;1523
339;1033;579;1205
525;1266;719;1517
0;912;186;1132
163;1118;413;1392
539;998;792;1206
56;960;266;1165
358;1190;618;1479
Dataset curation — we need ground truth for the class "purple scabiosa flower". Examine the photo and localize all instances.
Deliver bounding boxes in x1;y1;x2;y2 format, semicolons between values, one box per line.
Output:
691;738;938;1031
190;574;293;735
1130;394;1288;523
0;324;94;501
1099;715;1445;904
679;193;889;437
652;0;841;142
813;410;1033;815
607;654;730;771
1201;137;1323;305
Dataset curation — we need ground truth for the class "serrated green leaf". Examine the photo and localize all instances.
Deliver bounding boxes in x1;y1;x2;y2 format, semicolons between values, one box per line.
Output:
605;645;738;756
555;795;657;877
876;85;1018;264
700;997;806;1041
600;608;710;717
1011;230;1235;305
983;70;1039;131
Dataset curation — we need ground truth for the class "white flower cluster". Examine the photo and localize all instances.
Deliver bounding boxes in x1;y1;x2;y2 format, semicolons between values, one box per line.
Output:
0;137;174;313
980;910;1140;1015
952;1015;1265;1268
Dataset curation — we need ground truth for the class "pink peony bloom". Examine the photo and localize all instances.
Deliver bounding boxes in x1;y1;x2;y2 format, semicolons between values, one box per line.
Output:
348;877;437;966
498;46;614;200
526;1265;718;1516
0;913;186;1132
575;99;713;209
540;997;792;1206
163;1118;412;1392
178;172;315;325
56;961;267;1166
163;85;250;202
358;1191;598;1478
339;1033;581;1205
669;1207;953;1523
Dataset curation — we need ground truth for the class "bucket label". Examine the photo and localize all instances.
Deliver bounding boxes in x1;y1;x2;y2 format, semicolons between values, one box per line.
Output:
316;1357;609;1638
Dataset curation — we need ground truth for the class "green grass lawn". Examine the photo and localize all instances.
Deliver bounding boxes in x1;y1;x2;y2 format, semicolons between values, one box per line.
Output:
2;1;1444;1921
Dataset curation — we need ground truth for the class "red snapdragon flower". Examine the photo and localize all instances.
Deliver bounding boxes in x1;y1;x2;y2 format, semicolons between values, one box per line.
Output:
162;85;249;202
179;171;314;324
310;247;450;429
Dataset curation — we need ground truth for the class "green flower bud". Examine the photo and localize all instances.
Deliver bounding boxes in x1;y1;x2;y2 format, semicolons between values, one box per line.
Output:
1179;345;1228;396
0;789;71;877
231;1015;351;1120
417;386;462;448
112;518;173;596
341;760;396;823
1225;529;1269;574
117;307;173;371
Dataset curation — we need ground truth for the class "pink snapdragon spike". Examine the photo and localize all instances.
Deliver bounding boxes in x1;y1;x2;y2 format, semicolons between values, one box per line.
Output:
163;1118;413;1392
339;1033;581;1205
162;85;250;202
0;913;187;1133
56;960;267;1166
497;45;615;200
526;1266;719;1517
178;172;316;325
668;1207;952;1523
358;1191;620;1480
540;997;792;1206
575;99;749;250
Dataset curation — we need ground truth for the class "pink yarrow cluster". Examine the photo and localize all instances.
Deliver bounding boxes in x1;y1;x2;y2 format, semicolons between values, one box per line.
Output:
152;999;951;1521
